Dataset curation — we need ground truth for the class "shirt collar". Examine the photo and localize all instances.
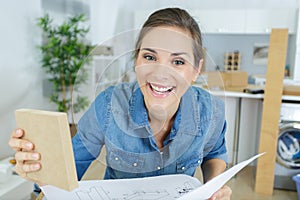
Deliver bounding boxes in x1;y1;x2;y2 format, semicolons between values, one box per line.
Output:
129;82;149;129
129;82;199;135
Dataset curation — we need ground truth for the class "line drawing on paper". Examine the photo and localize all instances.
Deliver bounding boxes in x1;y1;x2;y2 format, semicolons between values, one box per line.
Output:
123;190;169;199
175;182;195;197
76;186;110;200
74;184;196;200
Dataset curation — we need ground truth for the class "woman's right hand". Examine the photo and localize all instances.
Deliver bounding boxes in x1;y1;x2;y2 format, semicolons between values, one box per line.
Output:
8;128;41;180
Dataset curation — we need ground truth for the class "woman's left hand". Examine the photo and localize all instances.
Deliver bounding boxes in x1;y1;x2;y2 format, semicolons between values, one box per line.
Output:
208;185;232;200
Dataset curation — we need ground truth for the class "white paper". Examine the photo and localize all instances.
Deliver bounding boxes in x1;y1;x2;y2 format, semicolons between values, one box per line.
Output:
41;174;201;200
178;152;265;200
41;153;264;200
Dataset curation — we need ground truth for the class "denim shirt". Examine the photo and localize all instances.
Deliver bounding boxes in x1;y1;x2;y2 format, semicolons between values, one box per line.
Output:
72;81;227;180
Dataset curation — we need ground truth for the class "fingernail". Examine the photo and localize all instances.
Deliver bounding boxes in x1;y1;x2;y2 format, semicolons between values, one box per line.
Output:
33;163;40;170
16;129;22;136
25;142;33;149
31;153;39;159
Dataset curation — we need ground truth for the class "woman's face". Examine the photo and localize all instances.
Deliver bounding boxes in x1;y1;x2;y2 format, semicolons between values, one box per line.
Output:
135;26;202;118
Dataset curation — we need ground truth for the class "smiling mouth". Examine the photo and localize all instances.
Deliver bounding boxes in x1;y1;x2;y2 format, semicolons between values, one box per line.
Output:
147;82;175;98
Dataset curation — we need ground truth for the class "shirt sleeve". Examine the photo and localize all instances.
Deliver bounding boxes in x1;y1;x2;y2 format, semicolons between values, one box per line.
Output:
202;94;228;164
203;121;228;163
72;92;108;180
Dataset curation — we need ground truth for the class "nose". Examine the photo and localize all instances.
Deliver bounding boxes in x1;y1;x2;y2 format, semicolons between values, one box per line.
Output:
150;63;174;81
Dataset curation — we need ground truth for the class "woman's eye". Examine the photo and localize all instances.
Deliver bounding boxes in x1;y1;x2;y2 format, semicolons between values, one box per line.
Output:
144;55;156;61
173;59;185;65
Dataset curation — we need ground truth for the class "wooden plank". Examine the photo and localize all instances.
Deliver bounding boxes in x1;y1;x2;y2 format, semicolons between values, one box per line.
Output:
255;29;289;195
15;109;78;191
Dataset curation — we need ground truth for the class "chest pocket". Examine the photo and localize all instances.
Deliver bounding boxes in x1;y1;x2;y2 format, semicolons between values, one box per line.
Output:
107;148;145;174
176;154;203;176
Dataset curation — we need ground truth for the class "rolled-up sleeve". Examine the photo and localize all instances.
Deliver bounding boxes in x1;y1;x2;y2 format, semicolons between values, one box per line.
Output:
203;121;228;163
72;92;108;180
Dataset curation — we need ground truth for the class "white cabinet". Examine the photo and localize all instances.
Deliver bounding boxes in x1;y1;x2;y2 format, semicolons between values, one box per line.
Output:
190;9;297;34
191;10;246;34
217;94;262;165
134;9;297;34
245;9;297;34
293;10;300;81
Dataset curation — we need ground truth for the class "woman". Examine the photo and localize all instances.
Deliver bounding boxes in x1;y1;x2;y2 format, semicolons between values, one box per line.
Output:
9;7;232;199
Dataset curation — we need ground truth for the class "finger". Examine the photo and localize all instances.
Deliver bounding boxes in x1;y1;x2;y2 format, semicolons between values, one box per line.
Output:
15;161;27;178
11;128;24;138
8;138;33;151
22;162;41;173
15;151;40;162
15;161;41;181
210;185;232;200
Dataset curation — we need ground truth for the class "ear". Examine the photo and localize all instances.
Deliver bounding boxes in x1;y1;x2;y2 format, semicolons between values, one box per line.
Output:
192;59;203;82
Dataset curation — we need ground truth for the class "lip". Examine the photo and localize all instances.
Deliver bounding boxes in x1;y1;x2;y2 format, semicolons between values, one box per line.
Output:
147;82;175;98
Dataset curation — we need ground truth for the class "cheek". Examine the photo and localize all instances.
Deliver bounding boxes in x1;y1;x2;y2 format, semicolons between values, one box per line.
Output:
177;69;195;84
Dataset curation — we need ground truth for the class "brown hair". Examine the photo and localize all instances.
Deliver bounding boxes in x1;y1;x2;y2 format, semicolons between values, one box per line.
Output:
134;7;203;67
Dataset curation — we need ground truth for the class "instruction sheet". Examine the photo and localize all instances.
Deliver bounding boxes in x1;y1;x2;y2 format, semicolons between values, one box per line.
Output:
41;153;264;200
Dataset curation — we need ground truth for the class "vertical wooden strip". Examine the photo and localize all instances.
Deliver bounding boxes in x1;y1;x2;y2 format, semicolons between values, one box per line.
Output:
255;29;289;195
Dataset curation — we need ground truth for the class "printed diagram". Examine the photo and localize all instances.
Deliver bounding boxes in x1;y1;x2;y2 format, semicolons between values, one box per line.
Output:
123;190;169;199
42;174;203;200
76;186;108;200
75;187;166;200
42;155;263;200
75;183;194;200
76;186;169;200
176;182;194;196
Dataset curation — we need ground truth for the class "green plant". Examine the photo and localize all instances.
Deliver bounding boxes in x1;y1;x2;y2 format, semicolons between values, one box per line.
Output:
37;13;93;124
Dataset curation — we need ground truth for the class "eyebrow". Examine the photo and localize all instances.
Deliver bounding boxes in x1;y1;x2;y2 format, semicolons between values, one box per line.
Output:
141;48;190;58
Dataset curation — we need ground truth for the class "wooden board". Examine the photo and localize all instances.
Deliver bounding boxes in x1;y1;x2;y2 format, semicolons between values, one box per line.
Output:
15;109;78;191
255;29;289;195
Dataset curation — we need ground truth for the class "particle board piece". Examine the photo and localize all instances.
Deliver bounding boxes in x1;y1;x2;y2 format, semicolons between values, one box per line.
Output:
15;109;78;191
254;29;289;195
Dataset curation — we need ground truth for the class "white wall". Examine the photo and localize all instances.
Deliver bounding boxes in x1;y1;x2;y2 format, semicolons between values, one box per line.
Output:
90;0;299;43
1;0;299;159
89;0;299;76
0;1;55;159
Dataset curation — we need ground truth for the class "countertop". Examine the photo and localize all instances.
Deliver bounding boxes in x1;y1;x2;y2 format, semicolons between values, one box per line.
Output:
210;90;300;101
193;84;300;101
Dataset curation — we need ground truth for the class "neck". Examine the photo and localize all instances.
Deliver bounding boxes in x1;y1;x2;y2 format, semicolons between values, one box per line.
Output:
149;112;175;149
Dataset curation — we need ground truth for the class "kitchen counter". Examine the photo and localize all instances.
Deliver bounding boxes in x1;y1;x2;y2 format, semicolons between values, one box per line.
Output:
193;85;300;165
193;84;300;101
212;90;300;101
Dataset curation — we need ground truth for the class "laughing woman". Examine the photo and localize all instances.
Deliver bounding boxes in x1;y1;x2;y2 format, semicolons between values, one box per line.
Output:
9;7;231;200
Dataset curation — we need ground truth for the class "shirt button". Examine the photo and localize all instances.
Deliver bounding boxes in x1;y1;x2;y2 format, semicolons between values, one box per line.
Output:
198;160;201;164
133;162;138;167
157;166;161;170
181;166;185;170
115;157;119;161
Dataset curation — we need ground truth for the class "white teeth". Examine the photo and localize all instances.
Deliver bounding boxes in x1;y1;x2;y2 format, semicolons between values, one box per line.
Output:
150;84;173;93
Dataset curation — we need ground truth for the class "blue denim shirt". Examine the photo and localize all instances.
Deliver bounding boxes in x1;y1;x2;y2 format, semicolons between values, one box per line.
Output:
72;81;227;180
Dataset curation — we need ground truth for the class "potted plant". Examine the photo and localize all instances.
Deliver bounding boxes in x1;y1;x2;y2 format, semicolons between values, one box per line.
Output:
37;13;93;135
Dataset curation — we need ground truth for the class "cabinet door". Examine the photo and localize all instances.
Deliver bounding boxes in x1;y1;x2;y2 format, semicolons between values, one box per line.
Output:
191;10;246;34
245;9;297;34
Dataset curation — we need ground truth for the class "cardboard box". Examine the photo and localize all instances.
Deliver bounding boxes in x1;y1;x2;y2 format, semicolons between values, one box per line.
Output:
283;85;300;96
206;71;248;90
